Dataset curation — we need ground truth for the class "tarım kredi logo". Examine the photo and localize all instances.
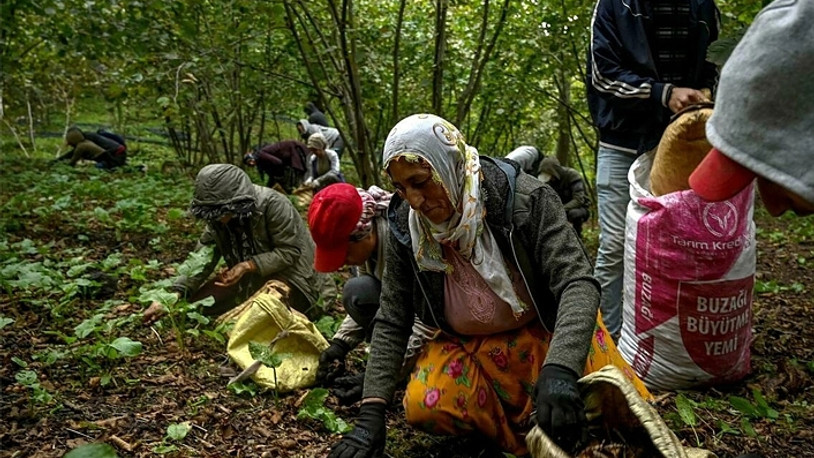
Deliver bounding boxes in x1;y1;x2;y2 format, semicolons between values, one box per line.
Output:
702;201;738;238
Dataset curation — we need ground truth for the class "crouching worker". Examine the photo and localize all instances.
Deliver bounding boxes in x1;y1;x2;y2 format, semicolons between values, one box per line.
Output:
308;183;438;404
538;157;591;236
144;164;331;323
505;145;544;176
56;126;127;169
243;140;309;193
303;133;344;192
329;114;649;458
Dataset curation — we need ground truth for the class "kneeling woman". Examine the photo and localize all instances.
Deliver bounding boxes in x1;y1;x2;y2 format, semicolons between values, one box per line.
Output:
329;114;649;458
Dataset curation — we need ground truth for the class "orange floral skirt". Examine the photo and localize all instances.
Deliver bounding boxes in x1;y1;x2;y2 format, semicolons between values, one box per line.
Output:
403;315;650;455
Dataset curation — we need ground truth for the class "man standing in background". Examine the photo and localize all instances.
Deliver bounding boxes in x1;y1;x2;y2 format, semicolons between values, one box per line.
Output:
586;0;719;339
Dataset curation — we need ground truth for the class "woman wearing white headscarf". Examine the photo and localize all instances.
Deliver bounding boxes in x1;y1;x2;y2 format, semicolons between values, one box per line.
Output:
329;115;649;458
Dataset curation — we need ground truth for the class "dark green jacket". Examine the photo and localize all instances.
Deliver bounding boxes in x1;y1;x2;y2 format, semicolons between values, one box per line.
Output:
362;158;600;401
174;165;329;307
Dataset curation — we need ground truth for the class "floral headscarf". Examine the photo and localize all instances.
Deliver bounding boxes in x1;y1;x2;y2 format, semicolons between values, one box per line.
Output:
382;114;526;317
350;186;392;240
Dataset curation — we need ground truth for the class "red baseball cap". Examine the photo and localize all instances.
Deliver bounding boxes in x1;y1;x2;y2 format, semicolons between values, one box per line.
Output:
689;148;757;202
308;183;363;272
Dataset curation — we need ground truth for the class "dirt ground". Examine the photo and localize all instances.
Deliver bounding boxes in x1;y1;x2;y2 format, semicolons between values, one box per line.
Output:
2;188;812;458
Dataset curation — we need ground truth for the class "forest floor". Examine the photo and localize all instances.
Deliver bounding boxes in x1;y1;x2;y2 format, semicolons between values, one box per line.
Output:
1;154;813;458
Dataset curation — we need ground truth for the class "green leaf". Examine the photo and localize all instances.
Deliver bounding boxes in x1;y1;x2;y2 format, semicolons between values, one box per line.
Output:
109;337;143;357
138;288;178;307
65;443;119;458
676;394;697;427
0;316;14;329
166;421;192;441
249;341;272;365
12;356;28;367
16;370;38;386
315;315;340;338
228;381;257;397
167;208;186;220
186;311;209;325
752;389;779;419
269;352;292;368
729;396;759;418
740;418;757;437
716;420;741;436
202;329;226;344
296;388;352;433
302;388;330;410
152;444;178;454
75;314;105;338
94;207;113;223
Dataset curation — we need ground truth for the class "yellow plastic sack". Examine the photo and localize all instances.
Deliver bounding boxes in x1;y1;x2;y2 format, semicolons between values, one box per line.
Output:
226;280;329;393
526;365;715;458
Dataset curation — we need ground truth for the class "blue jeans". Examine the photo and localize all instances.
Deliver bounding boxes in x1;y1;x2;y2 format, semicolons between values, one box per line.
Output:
594;146;637;337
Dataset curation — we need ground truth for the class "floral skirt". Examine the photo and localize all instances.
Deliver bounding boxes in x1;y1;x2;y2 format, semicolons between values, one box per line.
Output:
402;314;650;455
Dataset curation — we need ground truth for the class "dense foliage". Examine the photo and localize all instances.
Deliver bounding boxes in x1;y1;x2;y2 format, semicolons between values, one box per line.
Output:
2;0;768;186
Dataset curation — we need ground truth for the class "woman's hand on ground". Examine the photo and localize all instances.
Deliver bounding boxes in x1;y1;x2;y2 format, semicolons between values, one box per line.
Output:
142;298;172;325
317;340;351;384
215;261;256;287
333;372;365;405
534;364;587;451
329;402;386;458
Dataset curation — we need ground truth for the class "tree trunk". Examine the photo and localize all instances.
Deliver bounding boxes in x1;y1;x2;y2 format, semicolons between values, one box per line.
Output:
432;0;448;116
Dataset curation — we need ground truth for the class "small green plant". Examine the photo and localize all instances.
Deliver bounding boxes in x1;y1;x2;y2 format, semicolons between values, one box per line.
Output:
315;315;342;339
297;388;352;434
675;393;701;446
0;315;14;329
729;389;779;420
247;339;291;399
138;245;215;351
72;313;143;385
152;421;192;454
64;442;119;458
754;279;804;294
727;388;779;438
227;380;258;397
15;369;54;408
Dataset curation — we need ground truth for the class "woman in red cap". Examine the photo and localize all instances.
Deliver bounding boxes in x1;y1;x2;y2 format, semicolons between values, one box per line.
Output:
329;114;649;458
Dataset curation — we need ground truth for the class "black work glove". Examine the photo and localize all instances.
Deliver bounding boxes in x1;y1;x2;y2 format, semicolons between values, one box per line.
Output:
317;339;351;384
329;402;386;458
534;364;587;451
333;371;365;405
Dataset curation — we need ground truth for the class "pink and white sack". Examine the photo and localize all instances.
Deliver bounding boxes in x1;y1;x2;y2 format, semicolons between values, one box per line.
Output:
618;152;756;390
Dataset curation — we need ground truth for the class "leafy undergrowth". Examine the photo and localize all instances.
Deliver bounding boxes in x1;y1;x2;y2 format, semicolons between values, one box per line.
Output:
2;155;813;458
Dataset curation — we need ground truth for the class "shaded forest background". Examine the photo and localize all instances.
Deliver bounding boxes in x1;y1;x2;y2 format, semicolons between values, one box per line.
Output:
3;2;813;458
2;0;766;187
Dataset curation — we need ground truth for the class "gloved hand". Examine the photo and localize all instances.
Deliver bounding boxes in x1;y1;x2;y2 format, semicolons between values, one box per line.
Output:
329;402;386;458
333;371;365;405
534;364;587;451
317;339;351;384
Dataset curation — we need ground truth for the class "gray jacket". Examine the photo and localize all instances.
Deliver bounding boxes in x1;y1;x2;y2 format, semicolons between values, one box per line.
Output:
175;166;328;307
363;158;600;401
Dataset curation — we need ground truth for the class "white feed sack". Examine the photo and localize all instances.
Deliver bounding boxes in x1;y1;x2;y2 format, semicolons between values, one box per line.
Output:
618;152;756;390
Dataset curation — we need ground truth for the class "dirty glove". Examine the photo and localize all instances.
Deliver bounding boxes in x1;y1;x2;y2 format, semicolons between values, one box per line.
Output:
317;339;351;384
534;364;587;451
329;402;386;458
333;371;365;405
